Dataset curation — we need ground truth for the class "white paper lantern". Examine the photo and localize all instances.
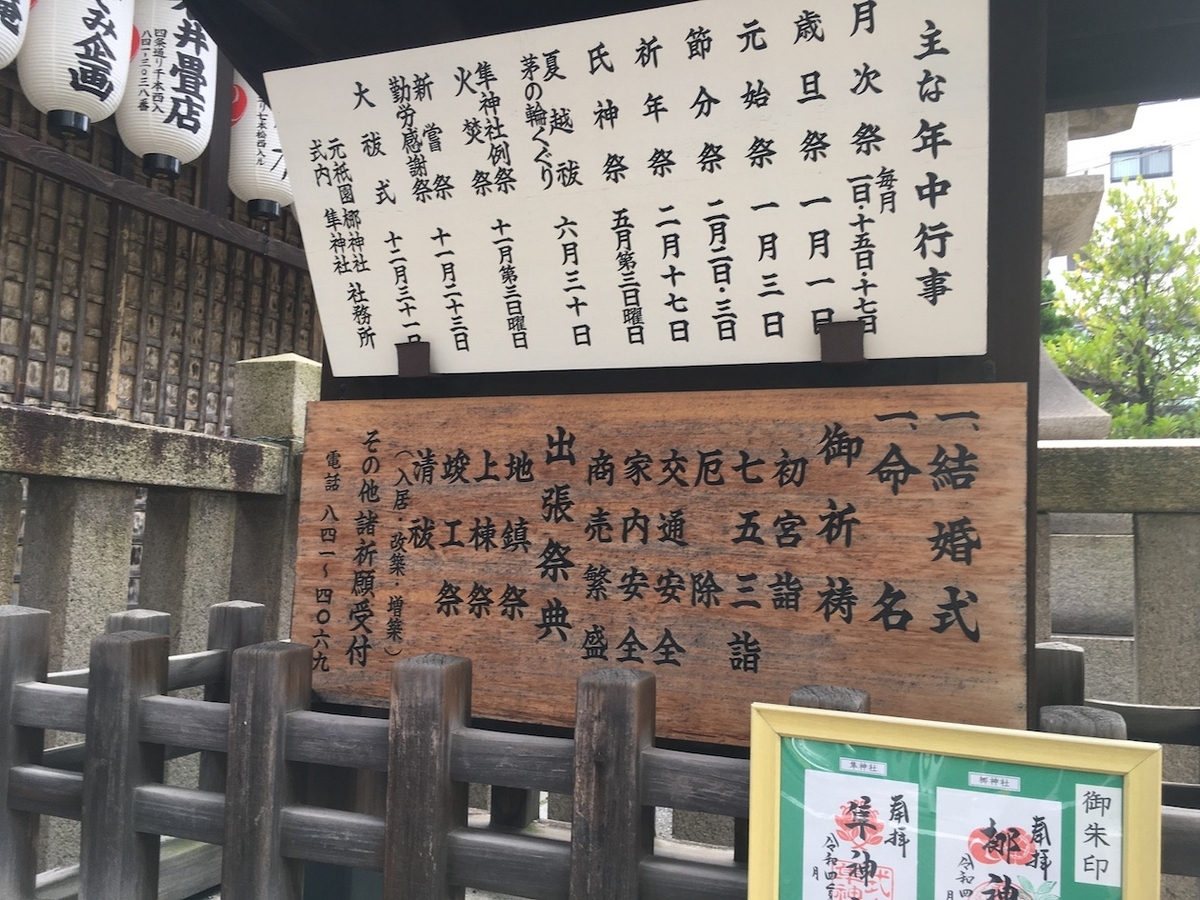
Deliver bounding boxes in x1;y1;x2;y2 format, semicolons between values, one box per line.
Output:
115;0;215;178
18;0;136;137
0;0;30;70
228;71;292;220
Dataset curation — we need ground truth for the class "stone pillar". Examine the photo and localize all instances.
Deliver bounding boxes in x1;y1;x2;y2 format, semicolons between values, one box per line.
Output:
0;474;21;603
1134;513;1200;783
1034;512;1051;643
20;477;135;671
230;353;321;639
139;488;237;653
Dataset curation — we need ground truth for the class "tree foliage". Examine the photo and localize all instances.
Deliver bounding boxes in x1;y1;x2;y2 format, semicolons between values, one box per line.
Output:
1044;179;1200;437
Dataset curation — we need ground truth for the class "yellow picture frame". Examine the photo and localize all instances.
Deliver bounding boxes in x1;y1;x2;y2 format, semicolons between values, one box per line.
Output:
749;702;1162;899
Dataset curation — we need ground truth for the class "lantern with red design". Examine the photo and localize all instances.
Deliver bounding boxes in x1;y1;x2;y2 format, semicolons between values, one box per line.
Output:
227;71;292;221
0;0;30;70
18;0;137;138
115;0;216;179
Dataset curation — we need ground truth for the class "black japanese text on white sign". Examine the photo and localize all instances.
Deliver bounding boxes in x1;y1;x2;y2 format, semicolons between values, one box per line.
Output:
265;0;988;377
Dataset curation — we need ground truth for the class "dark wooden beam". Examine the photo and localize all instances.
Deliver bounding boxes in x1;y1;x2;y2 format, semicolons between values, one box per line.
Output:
0;124;306;269
200;52;234;217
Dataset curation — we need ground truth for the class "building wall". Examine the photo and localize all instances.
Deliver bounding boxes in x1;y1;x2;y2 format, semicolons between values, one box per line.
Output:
1047;98;1200;282
0;70;321;434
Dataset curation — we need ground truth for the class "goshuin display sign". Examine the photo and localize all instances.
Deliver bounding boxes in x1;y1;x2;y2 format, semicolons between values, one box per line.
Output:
265;0;988;377
748;704;1162;899
292;383;1025;746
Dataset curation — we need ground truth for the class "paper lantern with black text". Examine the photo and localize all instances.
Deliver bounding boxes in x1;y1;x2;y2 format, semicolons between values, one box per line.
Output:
227;70;292;220
115;0;216;179
18;0;136;137
0;0;30;70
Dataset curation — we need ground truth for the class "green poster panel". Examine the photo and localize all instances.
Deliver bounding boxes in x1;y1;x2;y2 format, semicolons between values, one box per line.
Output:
750;704;1161;900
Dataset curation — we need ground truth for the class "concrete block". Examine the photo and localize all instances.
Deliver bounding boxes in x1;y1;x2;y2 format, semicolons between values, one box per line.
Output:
1037;347;1111;440
20;477;135;671
232;489;301;640
1042;175;1106;265
1134;513;1200;784
140;488;236;654
1161;874;1199;900
0;473;20;603
546;792;571;823
232;353;322;443
1050;513;1131;535
1050;534;1135;635
672;810;734;847
1035;513;1050;643
1066;105;1137;140
1051;634;1136;703
1043;111;1068;177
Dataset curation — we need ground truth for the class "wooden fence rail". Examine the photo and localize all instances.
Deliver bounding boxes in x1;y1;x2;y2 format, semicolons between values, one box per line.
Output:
0;608;1197;899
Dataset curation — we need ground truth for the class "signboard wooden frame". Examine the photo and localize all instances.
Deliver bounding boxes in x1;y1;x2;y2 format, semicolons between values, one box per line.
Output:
293;383;1026;746
748;703;1162;899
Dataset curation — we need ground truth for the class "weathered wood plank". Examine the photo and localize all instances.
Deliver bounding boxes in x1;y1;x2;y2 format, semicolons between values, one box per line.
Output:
133;785;225;846
1163;806;1200;876
0;124;308;269
106;610;172;636
285;711;388;771
80;631;170;900
12;683;88;732
446;828;571;900
279;806;384;870
140;696;229;753
201;601;265;792
640;749;749;818
222;642;311;900
35;838;223;900
1163;783;1200;809
45;668;90;688
1039;704;1128;739
43;649;227;691
1085;699;1200;746
639;856;747;900
450;728;573;794
384;654;471;900
0;608;49;900
296;386;1028;745
571;668;655;900
7;765;83;820
169;650;228;691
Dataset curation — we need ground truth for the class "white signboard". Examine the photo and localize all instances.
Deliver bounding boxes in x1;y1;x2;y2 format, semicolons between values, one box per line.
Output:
265;0;989;377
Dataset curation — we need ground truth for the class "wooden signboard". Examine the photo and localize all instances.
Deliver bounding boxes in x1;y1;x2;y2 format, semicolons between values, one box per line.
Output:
748;703;1162;899
292;383;1026;745
266;0;990;377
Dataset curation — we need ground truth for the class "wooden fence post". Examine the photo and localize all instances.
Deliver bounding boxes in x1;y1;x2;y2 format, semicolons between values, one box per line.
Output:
0;607;50;900
79;630;170;900
1032;641;1085;711
222;641;311;900
384;654;472;900
106;609;171;636
200;601;266;792
570;668;655;900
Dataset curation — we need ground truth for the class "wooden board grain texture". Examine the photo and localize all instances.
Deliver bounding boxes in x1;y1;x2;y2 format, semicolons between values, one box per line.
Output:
292;384;1027;745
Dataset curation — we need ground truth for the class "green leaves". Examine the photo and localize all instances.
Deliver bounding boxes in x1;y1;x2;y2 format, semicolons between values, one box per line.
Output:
1046;179;1200;435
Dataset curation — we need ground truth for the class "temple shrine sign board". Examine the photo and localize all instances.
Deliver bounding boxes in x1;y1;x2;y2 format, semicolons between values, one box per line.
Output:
293;384;1026;746
265;0;988;377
